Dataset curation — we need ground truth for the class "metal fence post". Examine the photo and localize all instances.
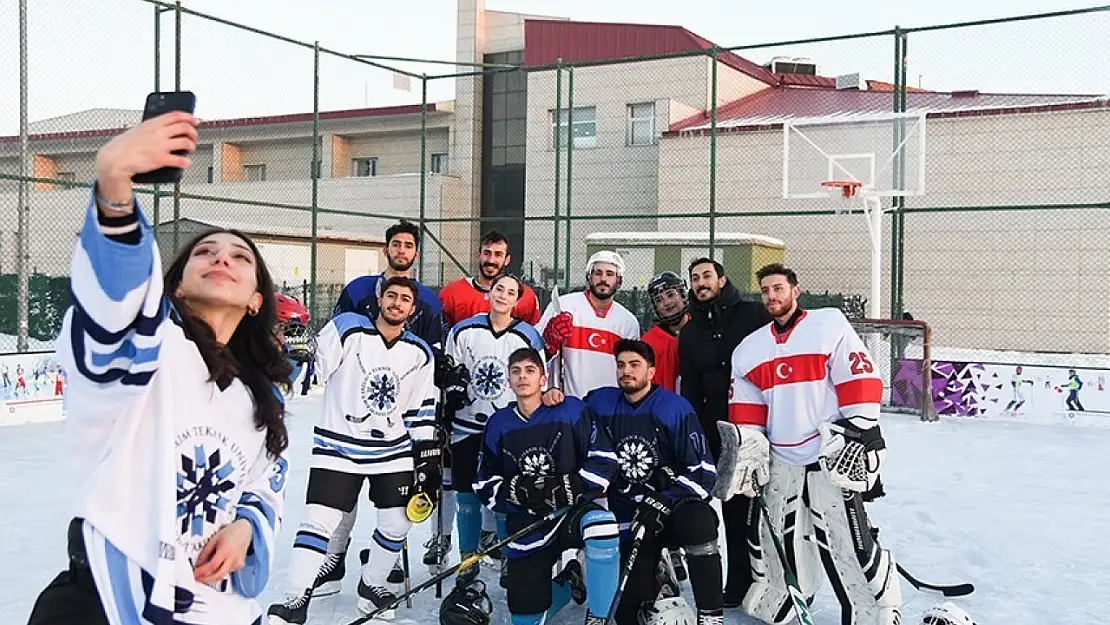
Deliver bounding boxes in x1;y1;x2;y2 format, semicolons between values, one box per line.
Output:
708;46;719;261
16;0;29;351
310;41;320;325
553;60;563;287
564;66;574;291
172;0;182;255
419;73;428;280
153;5;162;242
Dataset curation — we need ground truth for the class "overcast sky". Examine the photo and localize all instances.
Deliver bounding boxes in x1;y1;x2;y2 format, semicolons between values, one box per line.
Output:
0;0;1106;136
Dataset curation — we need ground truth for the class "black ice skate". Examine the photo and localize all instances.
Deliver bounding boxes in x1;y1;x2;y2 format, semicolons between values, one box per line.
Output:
584;610;607;625
423;534;451;567
553;559;586;605
266;591;311;625
455;551;481;586
311;551;346;597
479;530;503;563
697;609;724;625
357;580;399;619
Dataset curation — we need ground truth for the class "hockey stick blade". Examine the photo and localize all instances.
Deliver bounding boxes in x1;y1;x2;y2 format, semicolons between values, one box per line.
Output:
897;563;975;597
342;507;571;625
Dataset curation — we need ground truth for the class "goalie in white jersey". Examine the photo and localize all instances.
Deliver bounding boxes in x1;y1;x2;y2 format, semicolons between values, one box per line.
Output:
443;273;546;585
268;276;441;624
714;263;901;625
537;251;641;399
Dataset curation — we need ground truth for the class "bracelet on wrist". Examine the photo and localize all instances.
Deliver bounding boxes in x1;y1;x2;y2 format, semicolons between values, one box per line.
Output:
96;193;135;209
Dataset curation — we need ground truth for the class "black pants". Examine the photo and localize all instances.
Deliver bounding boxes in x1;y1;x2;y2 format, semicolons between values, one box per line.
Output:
615;500;723;625
1067;391;1084;411
27;519;109;625
722;494;755;598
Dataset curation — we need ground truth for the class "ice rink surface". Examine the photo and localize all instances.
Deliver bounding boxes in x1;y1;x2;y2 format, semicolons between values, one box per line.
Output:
2;394;1105;624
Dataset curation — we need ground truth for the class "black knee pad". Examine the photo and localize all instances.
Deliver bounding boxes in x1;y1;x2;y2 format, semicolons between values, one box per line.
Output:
668;499;719;547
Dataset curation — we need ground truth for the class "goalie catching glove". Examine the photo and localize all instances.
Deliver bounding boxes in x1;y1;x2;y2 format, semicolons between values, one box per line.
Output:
711;422;770;500
818;417;886;499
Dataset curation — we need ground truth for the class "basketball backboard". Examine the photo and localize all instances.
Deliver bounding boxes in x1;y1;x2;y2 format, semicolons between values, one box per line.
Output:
782;110;927;201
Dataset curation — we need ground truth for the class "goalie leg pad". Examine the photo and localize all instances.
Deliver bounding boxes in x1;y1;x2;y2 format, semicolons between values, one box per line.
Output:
742;462;823;625
807;469;902;625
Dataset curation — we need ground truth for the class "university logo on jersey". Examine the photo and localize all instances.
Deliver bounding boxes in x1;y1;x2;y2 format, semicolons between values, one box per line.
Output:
616;434;658;483
177;445;237;538
519;446;555;476
471;355;507;401
361;366;399;419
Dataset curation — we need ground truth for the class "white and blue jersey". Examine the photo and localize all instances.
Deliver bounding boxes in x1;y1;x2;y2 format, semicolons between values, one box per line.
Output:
445;314;545;443
473;397;618;559
312;313;438;475
585;385;717;537
58;192;288;624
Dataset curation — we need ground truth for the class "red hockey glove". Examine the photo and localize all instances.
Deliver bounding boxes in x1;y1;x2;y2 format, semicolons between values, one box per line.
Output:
542;312;573;357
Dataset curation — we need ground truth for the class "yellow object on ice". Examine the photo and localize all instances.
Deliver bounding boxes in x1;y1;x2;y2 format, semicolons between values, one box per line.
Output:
406;492;434;523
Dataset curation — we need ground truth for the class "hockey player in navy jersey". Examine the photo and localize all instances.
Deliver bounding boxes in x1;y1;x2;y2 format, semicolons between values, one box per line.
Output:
584;340;724;625
445;274;545;585
313;220;448;596
473;347;622;625
267;277;440;624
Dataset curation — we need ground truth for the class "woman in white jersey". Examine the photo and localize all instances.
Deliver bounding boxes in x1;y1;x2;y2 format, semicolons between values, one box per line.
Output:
27;111;293;625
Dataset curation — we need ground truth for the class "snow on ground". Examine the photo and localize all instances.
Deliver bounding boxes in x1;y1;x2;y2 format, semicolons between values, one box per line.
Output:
1;394;1105;625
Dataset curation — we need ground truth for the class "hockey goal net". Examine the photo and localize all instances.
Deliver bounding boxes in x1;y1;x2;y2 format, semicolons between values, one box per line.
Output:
850;318;938;422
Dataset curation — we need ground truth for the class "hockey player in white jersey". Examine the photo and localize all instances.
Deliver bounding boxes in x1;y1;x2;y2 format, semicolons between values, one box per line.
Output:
537;251;641;399
444;273;546;586
28;113;293;625
268;276;441;624
715;263;902;625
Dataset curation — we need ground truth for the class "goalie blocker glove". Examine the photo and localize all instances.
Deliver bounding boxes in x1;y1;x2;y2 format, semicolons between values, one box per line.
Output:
711;422;770;501
817;416;887;500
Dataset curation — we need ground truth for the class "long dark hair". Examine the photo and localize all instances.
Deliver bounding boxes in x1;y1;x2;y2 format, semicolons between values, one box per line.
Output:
163;229;292;459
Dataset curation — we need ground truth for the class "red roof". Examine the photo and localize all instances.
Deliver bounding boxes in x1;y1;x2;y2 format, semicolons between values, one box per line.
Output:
0;103;437;144
524;19;779;85
668;87;1106;134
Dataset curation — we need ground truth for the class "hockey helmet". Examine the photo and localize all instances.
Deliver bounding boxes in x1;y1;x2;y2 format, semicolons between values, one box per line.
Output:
440;579;494;625
275;293;309;329
586;250;625;278
637;597;696;625
647;271;688;326
921;602;976;625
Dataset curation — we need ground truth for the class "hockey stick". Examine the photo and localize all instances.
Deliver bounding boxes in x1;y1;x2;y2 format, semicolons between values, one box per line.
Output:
755;493;817;625
402;541;412;608
896;564;975;597
343;507;571;625
603;522;647;625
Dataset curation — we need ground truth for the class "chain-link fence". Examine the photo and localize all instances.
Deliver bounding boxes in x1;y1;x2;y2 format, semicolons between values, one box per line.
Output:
1;2;1107;359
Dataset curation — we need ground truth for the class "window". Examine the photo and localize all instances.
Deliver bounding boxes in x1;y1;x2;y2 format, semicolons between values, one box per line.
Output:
551;106;597;150
243;164;266;182
430;153;448;174
627;102;656;146
207;166;214;183
351;157;378;177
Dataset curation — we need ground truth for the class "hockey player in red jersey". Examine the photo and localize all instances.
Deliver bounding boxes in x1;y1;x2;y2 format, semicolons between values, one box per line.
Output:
438;230;541;327
640;272;690;393
537;251;641;399
715;263;902;625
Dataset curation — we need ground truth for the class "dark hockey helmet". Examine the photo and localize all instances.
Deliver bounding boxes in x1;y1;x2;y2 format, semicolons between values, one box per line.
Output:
440;579;494;625
647;271;688;326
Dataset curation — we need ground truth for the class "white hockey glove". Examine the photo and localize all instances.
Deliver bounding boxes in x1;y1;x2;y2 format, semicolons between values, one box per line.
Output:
711;422;770;501
818;417;886;495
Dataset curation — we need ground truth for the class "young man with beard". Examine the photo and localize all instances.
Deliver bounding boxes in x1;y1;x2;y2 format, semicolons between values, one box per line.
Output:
583;340;724;625
268;278;441;624
474;347;621;625
312;220;446;597
538;251;641;399
442;274;545;586
718;263;901;625
641;272;690;393
438;230;541;326
677;257;771;608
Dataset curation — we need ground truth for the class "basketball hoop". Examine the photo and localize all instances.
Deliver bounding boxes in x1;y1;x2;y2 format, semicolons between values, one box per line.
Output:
822;180;864;199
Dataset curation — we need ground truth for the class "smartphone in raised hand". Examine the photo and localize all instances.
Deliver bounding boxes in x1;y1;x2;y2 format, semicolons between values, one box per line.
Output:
132;91;197;185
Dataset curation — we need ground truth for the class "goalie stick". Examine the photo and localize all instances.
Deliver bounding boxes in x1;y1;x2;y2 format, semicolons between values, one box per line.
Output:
342;507;572;625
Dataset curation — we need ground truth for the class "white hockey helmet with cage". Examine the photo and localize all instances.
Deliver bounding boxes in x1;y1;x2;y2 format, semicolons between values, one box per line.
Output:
637;597;696;625
921;602;976;625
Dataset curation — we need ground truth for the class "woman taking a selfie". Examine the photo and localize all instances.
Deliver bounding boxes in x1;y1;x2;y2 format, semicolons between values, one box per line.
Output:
27;111;294;625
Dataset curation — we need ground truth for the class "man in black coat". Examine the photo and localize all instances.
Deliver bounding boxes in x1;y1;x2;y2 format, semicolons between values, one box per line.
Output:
678;257;772;607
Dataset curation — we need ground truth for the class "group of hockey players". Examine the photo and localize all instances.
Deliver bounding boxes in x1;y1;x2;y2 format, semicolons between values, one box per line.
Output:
24;111;972;625
260;214;979;625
